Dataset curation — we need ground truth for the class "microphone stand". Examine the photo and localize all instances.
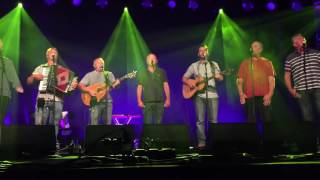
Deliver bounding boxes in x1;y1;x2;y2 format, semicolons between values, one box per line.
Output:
46;58;58;129
204;59;210;134
250;53;256;123
302;45;308;90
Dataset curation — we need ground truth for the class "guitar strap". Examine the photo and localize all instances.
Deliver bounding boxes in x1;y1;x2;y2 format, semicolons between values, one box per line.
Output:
103;71;112;87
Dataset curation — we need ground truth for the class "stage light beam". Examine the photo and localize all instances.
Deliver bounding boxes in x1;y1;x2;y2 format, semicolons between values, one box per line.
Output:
18;3;23;8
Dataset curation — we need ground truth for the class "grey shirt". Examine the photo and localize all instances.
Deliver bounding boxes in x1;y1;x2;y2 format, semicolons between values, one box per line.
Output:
0;57;22;98
80;70;116;102
183;60;221;98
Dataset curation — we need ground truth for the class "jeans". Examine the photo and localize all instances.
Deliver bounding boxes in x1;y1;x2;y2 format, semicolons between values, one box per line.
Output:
35;100;63;142
297;89;320;138
297;89;320;122
245;97;271;123
0;96;9;125
244;96;271;142
89;102;112;125
143;102;164;124
195;96;218;146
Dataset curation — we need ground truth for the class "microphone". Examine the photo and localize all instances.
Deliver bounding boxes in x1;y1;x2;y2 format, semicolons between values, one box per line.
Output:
302;38;307;49
151;60;155;68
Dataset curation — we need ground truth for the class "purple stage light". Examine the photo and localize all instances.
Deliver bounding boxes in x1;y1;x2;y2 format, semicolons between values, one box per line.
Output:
291;0;302;11
266;1;277;11
168;0;176;9
314;1;320;10
96;0;108;9
188;0;199;11
72;0;82;7
141;0;153;9
44;0;56;6
242;0;254;11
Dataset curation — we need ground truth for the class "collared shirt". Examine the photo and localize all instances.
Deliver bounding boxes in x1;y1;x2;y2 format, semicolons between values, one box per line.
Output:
183;60;221;98
137;68;168;103
237;57;275;98
79;70;116;102
285;48;320;91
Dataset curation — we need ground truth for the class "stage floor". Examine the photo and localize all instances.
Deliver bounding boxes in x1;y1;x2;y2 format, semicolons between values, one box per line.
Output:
1;151;320;179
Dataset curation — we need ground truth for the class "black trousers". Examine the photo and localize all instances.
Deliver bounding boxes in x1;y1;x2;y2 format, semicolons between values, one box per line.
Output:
0;95;10;125
245;96;272;123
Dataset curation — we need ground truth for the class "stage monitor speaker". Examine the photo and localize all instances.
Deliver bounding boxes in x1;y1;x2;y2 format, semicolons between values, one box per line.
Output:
141;124;191;153
85;125;134;155
294;121;317;153
207;123;260;154
0;125;56;156
264;121;318;154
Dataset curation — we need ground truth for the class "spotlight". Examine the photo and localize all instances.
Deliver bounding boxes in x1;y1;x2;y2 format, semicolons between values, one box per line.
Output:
17;2;23;8
44;0;56;6
219;8;224;14
124;7;128;12
188;0;199;11
168;0;176;9
242;0;254;11
72;0;82;7
141;0;153;9
96;0;108;9
291;0;303;11
266;0;277;11
314;1;320;10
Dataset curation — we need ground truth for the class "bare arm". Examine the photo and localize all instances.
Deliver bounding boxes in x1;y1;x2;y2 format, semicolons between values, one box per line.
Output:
163;82;171;108
137;84;144;108
215;72;223;81
267;76;275;97
263;76;275;106
284;71;298;97
236;78;247;104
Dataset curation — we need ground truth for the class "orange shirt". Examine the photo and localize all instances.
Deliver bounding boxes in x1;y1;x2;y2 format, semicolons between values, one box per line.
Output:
237;57;275;98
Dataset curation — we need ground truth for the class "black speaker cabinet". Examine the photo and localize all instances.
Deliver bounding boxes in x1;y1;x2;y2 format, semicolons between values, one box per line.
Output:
0;125;56;156
141;124;191;153
85;125;134;155
207;123;260;154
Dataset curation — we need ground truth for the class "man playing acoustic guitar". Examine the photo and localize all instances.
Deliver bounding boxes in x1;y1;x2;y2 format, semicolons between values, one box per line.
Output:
182;45;223;150
79;58;120;125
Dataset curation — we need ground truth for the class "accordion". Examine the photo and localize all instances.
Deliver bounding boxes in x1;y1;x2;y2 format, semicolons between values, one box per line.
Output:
39;65;76;93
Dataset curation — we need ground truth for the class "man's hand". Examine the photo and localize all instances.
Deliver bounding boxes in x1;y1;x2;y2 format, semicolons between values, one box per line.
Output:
289;88;301;98
239;93;247;105
89;89;97;97
138;100;145;108
164;98;170;108
187;79;196;88
112;79;121;88
15;86;24;93
263;93;272;106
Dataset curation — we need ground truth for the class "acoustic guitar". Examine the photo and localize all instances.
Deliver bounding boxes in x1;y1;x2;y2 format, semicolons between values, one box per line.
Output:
81;70;137;106
182;68;233;99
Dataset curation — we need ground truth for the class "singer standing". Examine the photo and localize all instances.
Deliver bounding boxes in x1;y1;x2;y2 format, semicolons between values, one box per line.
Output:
79;58;120;125
236;41;275;144
182;45;223;149
284;34;320;146
27;47;78;150
137;53;170;124
0;39;24;124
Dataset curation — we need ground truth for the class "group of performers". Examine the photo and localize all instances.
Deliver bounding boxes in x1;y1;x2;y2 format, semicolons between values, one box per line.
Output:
0;33;319;151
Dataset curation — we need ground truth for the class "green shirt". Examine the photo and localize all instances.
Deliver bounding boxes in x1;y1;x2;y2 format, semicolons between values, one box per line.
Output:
0;57;21;98
138;68;168;103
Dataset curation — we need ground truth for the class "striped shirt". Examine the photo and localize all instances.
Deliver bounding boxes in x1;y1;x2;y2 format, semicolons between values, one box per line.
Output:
284;48;320;90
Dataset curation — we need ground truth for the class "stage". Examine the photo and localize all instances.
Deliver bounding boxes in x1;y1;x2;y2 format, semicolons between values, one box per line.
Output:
1;151;320;179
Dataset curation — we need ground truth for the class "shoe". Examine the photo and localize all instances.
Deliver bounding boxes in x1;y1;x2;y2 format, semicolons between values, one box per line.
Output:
197;143;206;151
